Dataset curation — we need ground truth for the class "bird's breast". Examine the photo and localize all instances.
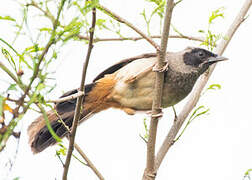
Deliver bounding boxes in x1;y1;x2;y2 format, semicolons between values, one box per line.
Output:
110;59;199;110
161;70;198;107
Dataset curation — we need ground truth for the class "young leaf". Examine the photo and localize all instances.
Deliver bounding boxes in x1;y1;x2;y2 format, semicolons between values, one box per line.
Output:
0;16;16;22
207;84;221;91
7;84;17;91
245;169;252;176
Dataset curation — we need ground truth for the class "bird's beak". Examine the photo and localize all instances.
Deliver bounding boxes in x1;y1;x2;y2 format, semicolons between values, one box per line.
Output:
207;55;229;64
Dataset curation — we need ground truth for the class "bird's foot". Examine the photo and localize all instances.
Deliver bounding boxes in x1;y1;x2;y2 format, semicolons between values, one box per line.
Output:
151;111;163;119
152;62;169;72
123;107;136;115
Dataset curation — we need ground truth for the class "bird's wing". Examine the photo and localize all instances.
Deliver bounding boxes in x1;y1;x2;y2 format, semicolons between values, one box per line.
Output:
92;53;157;82
124;63;155;83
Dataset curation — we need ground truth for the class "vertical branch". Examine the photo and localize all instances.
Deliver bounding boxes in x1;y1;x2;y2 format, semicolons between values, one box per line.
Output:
143;0;175;180
62;6;96;180
154;0;252;171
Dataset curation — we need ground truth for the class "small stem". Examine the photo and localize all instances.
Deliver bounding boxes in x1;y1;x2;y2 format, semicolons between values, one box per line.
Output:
26;1;56;24
47;91;85;104
98;4;160;51
74;143;105;180
62;6;96;180
17;0;67;115
78;34;205;43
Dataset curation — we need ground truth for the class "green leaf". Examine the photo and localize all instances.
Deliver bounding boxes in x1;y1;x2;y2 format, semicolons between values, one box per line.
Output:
207;84;221;91
209;7;224;24
1;48;17;72
139;118;149;143
7;84;17;91
56;143;67;156
0;16;16;22
39;27;52;32
150;0;165;18
146;0;163;6
245;169;252;176
24;44;43;53
175;105;210;141
38;103;62;143
36;83;46;91
96;19;110;30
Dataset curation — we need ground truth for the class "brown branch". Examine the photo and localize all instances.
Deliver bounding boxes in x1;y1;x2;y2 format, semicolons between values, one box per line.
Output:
143;0;175;180
78;34;205;43
47;91;85;104
62;6;96;180
98;4;160;50
59;122;104;179
74;143;105;180
57;110;104;179
154;0;252;171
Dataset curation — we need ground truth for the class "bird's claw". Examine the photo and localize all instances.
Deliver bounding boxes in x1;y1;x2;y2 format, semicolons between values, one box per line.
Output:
151;111;163;118
152;62;169;72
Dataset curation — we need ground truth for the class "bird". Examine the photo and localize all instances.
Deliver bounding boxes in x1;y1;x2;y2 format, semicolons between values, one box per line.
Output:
28;47;227;153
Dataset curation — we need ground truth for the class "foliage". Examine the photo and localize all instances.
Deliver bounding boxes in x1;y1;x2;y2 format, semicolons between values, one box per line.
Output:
175;83;221;141
0;0;229;179
244;169;252;180
141;0;165;35
140;118;150;143
175;105;209;141
199;7;225;50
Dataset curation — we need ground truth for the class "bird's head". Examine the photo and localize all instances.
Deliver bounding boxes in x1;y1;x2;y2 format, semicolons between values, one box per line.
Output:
168;47;228;75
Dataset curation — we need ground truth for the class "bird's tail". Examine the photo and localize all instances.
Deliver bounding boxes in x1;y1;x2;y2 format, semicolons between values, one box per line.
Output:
28;75;118;153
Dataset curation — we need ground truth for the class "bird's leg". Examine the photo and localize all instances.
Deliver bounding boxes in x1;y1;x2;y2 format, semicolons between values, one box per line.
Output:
122;107;136;115
146;108;163;118
172;106;177;122
152;62;169;72
151;108;163;119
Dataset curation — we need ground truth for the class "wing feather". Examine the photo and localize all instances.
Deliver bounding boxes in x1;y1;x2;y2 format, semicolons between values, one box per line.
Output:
92;53;157;82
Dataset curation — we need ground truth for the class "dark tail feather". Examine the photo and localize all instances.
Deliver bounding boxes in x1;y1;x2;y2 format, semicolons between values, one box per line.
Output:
28;83;95;154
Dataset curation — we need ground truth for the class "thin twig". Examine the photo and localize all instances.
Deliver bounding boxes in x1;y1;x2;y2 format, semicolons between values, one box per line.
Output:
78;34;205;43
26;1;56;23
0;0;67;168
143;0;175;180
62;6;96;180
0;62;19;86
16;0;67;116
98;4;160;51
74;143;105;180
154;0;252;171
57;110;105;179
48;91;85;104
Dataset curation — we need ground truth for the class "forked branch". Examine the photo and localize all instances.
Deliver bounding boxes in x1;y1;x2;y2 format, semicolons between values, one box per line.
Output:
98;4;160;50
154;0;252;171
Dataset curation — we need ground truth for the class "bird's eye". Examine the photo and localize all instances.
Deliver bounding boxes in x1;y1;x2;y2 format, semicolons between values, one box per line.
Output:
198;51;204;57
